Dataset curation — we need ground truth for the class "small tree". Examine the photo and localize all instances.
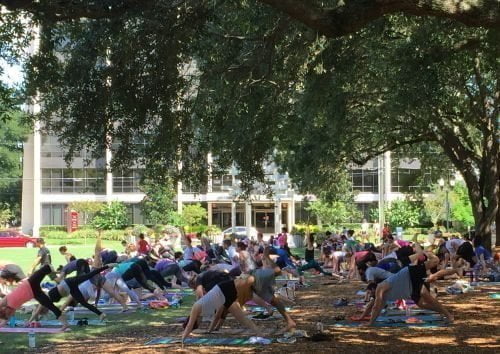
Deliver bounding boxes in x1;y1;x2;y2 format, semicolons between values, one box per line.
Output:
0;204;13;227
140;177;176;225
181;204;207;227
92;201;129;230
451;181;475;230
307;200;361;227
68;201;105;225
386;199;420;229
423;185;447;228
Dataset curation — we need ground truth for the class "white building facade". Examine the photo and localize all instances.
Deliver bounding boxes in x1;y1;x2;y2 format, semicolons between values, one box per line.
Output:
21;132;425;236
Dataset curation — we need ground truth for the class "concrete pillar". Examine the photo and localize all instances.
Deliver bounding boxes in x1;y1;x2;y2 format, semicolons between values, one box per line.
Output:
21;135;35;235
287;201;294;231
231;202;237;234
207;153;213;193
207;202;213;226
32;121;41;237
177;181;183;213
384;151;392;204
378;154;385;235
245;201;252;238
274;199;282;234
105;146;113;202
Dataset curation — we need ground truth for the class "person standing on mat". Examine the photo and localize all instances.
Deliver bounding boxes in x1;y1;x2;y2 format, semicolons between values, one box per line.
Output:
0;264;69;330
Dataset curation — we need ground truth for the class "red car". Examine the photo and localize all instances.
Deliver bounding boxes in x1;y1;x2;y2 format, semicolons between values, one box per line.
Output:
0;230;38;248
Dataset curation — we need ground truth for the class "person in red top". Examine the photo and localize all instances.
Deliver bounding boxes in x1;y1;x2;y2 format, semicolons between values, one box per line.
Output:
137;233;151;255
0;264;69;329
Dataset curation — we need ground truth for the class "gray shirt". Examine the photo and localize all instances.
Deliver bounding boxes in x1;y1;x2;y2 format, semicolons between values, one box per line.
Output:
382;267;412;301
366;267;392;283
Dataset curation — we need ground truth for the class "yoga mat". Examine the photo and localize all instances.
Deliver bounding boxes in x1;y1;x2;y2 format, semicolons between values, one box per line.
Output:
146;337;272;346
0;327;66;333
489;293;500;299
384;309;438;316
376;314;443;322
15;320;105;327
245;306;292;313
330;321;447;328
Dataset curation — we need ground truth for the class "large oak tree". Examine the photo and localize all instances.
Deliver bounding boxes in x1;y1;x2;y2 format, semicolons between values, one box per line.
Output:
0;1;498;245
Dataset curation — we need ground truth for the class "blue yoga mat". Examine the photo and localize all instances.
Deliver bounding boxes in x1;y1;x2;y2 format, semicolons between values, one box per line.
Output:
489;293;500;299
146;337;273;346
376;314;443;322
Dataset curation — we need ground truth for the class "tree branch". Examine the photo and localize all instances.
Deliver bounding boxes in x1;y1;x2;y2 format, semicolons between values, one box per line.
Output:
258;0;500;37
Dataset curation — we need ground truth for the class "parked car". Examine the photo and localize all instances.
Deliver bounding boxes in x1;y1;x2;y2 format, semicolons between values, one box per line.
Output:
221;226;259;239
0;229;38;248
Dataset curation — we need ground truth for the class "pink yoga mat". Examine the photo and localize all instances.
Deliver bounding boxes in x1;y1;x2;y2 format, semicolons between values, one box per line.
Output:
0;327;66;333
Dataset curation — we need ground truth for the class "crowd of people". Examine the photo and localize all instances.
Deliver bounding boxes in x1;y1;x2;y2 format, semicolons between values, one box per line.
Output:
0;226;497;342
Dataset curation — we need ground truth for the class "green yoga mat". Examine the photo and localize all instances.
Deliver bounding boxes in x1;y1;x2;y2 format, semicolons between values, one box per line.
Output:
489;293;500;299
146;337;273;346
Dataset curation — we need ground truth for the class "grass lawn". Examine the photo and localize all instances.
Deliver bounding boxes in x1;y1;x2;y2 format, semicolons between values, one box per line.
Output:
0;294;195;352
0;239;123;274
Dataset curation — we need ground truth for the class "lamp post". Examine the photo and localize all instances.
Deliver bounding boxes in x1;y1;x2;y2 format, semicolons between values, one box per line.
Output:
438;177;455;231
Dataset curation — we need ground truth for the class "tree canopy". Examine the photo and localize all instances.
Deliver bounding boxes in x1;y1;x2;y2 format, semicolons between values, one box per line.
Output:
0;1;498;244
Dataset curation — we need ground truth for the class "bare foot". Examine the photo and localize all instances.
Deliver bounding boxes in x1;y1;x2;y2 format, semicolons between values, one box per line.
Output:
99;313;107;322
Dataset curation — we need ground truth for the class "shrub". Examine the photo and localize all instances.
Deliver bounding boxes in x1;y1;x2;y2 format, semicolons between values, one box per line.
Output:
101;229;127;241
44;230;70;239
92;201;129;230
70;229;98;240
39;225;67;237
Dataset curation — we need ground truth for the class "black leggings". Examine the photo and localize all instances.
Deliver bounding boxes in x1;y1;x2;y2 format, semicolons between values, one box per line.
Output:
134;259;171;290
65;266;107;316
122;264;156;293
182;260;202;274
28;265;62;318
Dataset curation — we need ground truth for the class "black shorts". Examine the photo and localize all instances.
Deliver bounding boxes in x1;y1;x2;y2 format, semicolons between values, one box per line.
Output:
408;264;429;304
218;280;237;308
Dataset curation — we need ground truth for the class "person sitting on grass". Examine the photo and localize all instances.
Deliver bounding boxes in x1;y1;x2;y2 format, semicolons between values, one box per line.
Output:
0;264;69;330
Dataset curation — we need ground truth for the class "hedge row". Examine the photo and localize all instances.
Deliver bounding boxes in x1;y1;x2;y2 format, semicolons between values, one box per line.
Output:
43;229;127;241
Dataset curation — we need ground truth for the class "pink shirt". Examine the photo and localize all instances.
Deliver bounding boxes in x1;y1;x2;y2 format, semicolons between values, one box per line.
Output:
277;233;287;247
6;280;34;309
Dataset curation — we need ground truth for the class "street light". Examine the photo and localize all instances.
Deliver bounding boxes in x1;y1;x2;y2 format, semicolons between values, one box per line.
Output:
438;177;455;231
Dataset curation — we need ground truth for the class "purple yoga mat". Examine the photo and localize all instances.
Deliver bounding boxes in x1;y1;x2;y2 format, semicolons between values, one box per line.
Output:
0;327;66;333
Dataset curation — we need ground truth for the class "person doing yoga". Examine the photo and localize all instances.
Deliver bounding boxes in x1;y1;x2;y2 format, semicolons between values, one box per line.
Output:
31;265;113;321
182;276;263;342
0;264;69;329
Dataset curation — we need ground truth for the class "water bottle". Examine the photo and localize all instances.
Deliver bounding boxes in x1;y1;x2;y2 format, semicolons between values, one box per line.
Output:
68;309;75;322
316;320;324;333
28;330;36;348
8;316;16;328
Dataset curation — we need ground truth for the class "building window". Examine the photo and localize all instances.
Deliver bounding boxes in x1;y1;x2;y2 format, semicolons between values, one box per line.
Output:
41;169;105;194
391;168;421;193
41;204;67;225
113;170;143;193
125;203;145;225
351;169;378;193
211;174;233;192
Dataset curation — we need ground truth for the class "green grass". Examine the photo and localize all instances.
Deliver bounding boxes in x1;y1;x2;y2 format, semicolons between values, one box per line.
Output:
0;239;123;274
0;295;195;352
0;238;196;351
